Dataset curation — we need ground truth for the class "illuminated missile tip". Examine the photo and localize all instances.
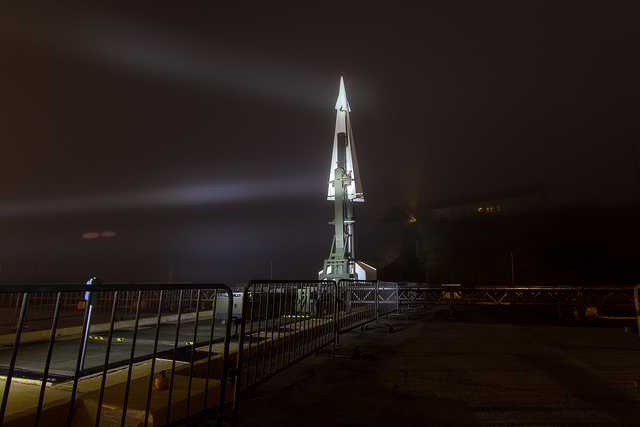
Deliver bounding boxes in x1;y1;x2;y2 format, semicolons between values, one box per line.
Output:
335;76;351;112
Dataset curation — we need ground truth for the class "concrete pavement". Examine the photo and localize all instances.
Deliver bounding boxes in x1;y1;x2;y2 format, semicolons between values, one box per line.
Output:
234;309;640;426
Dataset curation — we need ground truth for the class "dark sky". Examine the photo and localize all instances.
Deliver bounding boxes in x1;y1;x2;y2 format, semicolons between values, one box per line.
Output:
0;3;638;283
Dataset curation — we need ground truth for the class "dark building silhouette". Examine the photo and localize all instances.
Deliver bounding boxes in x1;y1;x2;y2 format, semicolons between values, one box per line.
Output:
380;193;640;285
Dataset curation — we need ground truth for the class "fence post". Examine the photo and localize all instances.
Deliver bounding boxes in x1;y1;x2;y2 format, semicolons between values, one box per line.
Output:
79;276;98;371
375;281;379;323
0;293;29;426
232;285;250;426
68;281;96;427
217;287;234;426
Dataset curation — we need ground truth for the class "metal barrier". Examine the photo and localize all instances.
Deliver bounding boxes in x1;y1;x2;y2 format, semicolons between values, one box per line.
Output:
231;279;399;422
0;280;401;426
233;281;337;396
377;281;400;318
0;288;208;335
0;283;234;427
397;285;636;318
337;280;400;333
336;280;376;333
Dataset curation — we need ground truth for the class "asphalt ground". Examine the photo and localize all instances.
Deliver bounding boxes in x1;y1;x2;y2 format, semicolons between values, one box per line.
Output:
232;307;640;427
0;318;232;380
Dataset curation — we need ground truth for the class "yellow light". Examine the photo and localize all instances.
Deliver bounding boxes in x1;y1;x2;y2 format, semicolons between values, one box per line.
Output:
408;215;417;224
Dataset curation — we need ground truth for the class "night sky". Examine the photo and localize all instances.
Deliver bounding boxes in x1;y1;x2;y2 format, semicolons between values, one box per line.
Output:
0;3;638;283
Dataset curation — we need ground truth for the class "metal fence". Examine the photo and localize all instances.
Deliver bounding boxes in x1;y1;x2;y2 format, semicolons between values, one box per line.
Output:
336;280;377;333
336;280;399;333
0;280;401;427
397;285;637;318
377;281;400;318
0;283;234;427
232;281;337;395
231;279;400;421
0;288;211;335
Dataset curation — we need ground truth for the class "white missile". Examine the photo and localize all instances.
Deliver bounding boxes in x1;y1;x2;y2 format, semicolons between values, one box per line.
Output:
327;76;364;203
319;77;376;281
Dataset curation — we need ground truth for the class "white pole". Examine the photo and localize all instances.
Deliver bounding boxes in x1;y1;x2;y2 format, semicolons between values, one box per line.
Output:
79;276;97;370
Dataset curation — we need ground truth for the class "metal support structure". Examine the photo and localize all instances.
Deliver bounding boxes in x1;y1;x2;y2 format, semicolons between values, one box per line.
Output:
320;133;354;281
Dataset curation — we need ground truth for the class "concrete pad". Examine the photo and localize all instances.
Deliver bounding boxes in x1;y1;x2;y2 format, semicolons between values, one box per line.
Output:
235;315;640;426
0;358;191;427
0;311;216;346
0;378;71;427
53;359;189;394
75;375;233;426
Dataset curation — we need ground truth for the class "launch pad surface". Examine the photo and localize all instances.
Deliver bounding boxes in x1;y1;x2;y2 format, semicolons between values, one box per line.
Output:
0;317;231;380
235;309;640;426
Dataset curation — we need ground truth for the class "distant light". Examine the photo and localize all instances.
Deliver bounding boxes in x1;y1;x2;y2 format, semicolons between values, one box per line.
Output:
82;232;100;240
408;215;417;224
476;205;502;215
101;230;116;238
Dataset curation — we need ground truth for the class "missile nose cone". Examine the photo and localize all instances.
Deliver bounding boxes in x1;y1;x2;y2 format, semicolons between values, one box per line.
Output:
335;76;351;112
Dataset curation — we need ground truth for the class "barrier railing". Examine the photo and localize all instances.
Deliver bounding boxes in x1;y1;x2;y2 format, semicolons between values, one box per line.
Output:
0;287;207;335
377;281;400;319
336;280;401;333
231;279;399;422
0;280;402;426
0;283;233;427
397;285;636;318
336;280;377;333
233;281;337;396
